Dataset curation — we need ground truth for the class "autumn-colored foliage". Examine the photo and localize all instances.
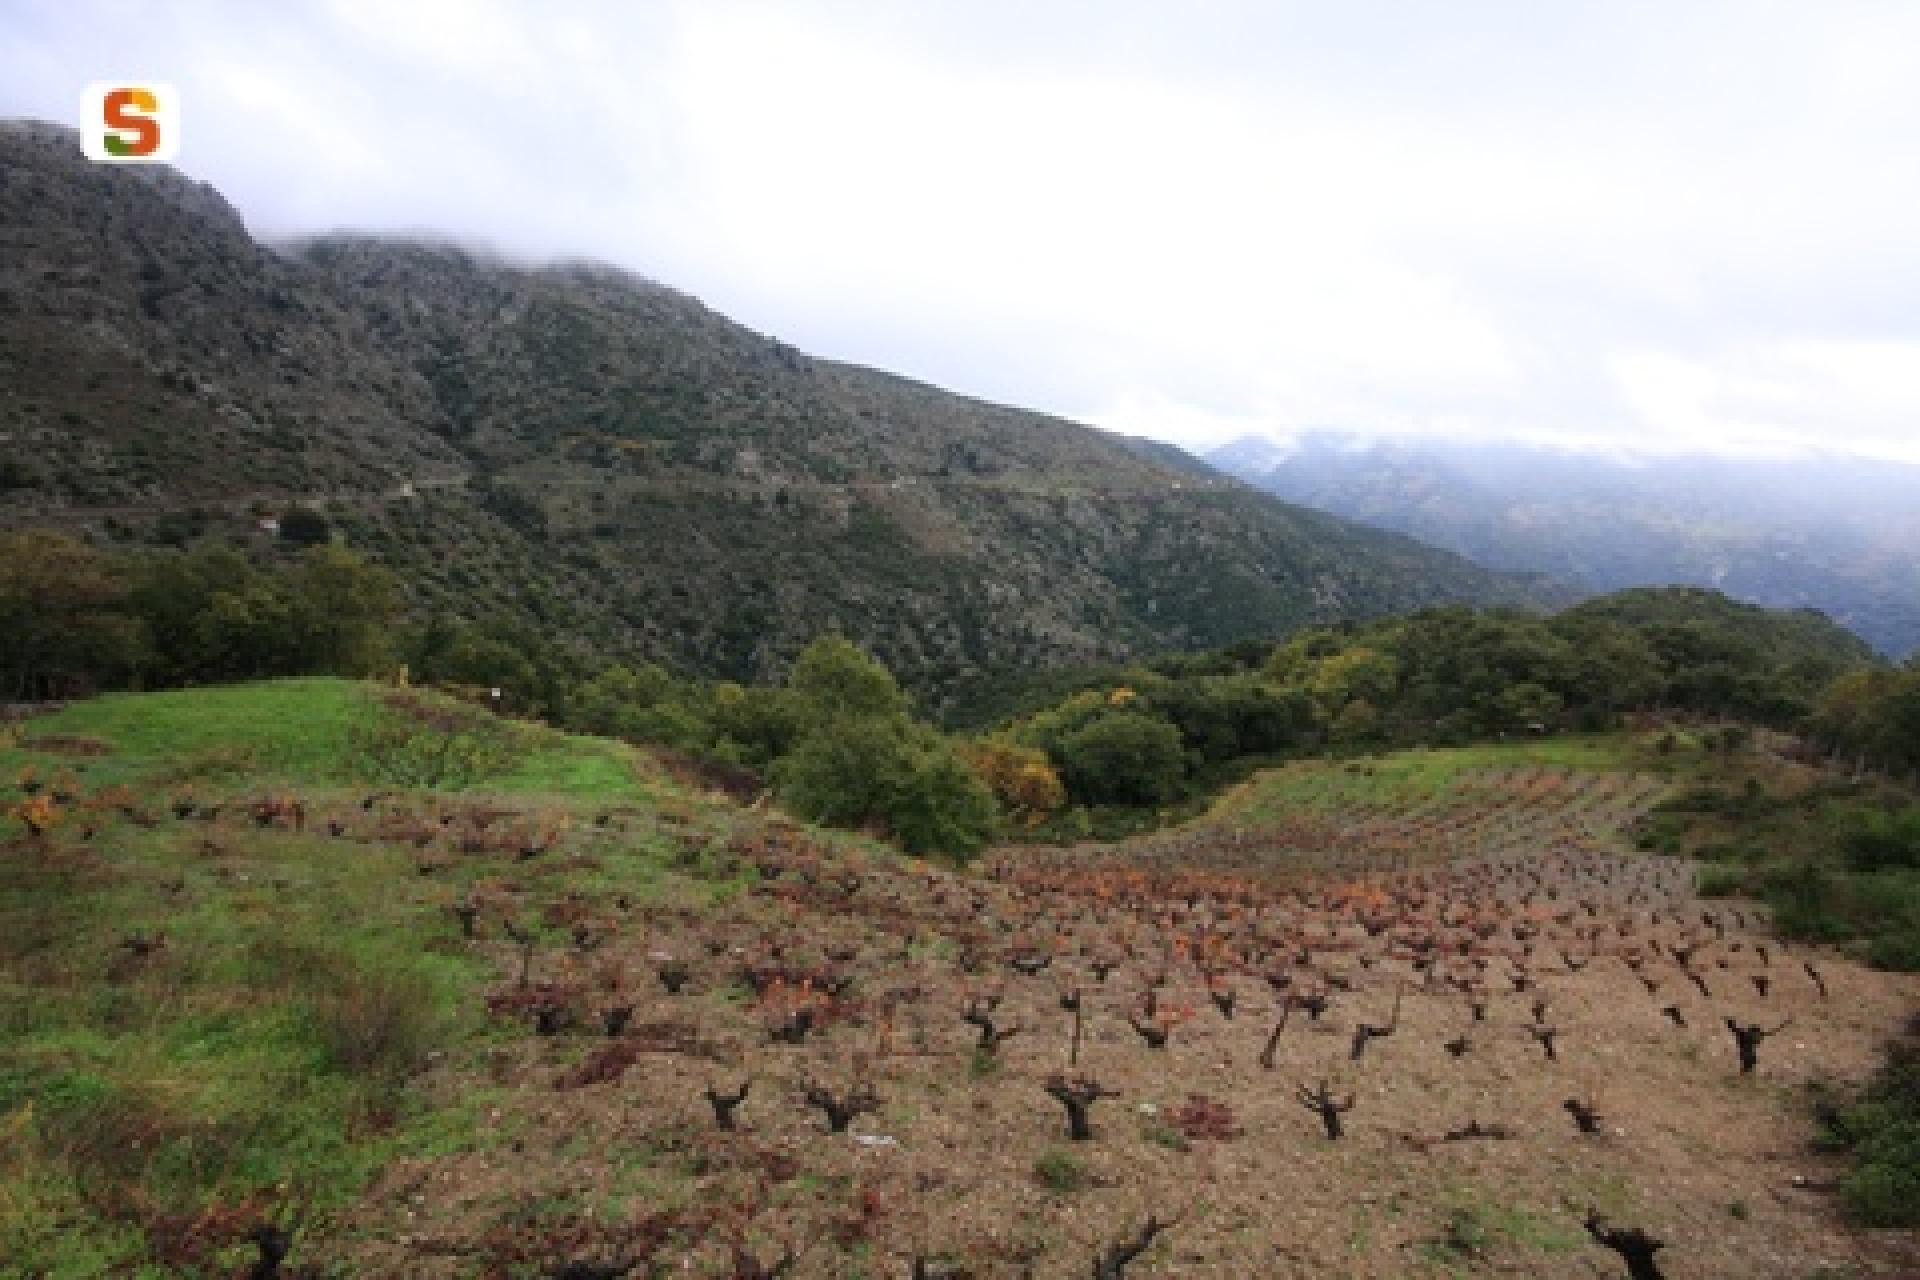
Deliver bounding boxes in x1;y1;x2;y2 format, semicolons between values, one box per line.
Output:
961;739;1067;826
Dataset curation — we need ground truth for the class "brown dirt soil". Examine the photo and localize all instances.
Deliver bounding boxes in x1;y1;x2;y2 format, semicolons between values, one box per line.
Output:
326;784;1920;1279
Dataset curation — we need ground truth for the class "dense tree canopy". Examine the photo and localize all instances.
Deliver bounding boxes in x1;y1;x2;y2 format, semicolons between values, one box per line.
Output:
0;533;395;697
0;527;1896;851
0;531;143;699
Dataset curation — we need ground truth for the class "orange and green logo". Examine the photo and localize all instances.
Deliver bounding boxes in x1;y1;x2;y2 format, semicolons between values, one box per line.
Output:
81;83;179;164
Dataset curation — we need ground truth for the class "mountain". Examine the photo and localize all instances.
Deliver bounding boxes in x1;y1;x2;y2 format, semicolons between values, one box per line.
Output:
0;119;1544;705
1208;431;1920;659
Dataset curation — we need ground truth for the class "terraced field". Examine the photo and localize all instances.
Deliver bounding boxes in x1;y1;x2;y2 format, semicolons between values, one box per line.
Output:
1076;743;1672;882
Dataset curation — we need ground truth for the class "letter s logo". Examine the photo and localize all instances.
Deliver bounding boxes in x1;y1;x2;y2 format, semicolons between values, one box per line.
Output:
81;83;179;164
102;88;161;157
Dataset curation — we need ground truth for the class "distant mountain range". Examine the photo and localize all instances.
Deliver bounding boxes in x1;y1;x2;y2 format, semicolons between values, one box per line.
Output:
0;118;1545;706
1208;432;1920;659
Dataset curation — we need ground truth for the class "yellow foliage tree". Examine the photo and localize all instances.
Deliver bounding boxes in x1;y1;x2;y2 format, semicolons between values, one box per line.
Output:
962;739;1067;826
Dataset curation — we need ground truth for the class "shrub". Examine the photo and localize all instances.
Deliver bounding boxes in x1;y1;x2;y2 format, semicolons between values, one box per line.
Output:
1866;932;1920;973
1843;807;1920;872
1822;1038;1920;1226
349;691;528;788
22;1069;179;1181
961;739;1066;826
306;960;443;1082
1695;866;1747;898
278;507;332;547
775;717;998;860
787;634;907;722
1032;1149;1087;1193
1056;709;1186;807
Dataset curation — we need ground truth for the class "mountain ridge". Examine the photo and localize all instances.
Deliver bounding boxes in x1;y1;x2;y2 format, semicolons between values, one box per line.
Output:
1209;430;1920;658
0;117;1546;705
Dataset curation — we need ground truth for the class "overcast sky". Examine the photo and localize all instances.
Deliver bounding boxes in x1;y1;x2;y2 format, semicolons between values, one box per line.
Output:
6;1;1919;461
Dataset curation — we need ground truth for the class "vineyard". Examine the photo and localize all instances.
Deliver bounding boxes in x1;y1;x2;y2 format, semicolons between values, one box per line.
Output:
2;685;1916;1277
1077;743;1673;883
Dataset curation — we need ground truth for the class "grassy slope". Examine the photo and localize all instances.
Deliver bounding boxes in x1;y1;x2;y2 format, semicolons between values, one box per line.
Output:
1;679;648;795
1210;737;1643;820
1628;735;1920;972
0;679;763;1275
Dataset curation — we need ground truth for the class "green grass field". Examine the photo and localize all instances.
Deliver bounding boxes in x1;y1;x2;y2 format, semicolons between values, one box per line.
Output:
0;679;725;1275
1209;735;1645;825
0;678;657;798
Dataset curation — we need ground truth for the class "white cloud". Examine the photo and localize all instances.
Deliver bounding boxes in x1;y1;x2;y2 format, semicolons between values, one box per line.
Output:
1;0;1917;463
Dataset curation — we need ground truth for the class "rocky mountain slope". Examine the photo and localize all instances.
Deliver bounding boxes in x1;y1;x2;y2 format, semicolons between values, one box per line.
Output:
0;118;1544;703
1210;432;1920;659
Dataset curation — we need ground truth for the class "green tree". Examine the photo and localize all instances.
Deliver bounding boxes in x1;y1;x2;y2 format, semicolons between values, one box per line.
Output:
204;578;301;678
570;662;680;737
286;545;399;676
125;543;262;683
1056;709;1187;807
1006;689;1119;763
787;634;908;722
1842;806;1920;872
1306;646;1400;715
1330;697;1382;744
0;530;144;698
278;506;332;547
1493;682;1563;733
775;717;996;859
709;681;806;769
1550;616;1664;725
883;739;1000;858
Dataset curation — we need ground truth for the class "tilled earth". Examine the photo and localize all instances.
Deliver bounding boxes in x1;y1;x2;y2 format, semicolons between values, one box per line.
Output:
329;789;1920;1279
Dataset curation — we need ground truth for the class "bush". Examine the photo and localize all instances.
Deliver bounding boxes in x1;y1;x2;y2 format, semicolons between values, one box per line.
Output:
1844;807;1920;872
306;959;444;1082
349;691;528;788
775;717;998;860
21;1069;180;1182
885;744;1000;860
1695;866;1747;898
1867;932;1920;973
1032;1148;1087;1193
1763;862;1848;942
1056;710;1186;807
1821;1038;1920;1226
278;507;332;547
961;739;1066;826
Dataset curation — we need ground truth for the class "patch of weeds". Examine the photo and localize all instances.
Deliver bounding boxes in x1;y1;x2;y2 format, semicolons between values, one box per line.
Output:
1419;1201;1581;1269
1141;1118;1189;1152
303;959;445;1083
1486;1205;1583;1253
1814;1031;1920;1226
1424;1205;1492;1264
154;744;264;785
1032;1148;1088;1193
406;1087;521;1158
1696;865;1747;897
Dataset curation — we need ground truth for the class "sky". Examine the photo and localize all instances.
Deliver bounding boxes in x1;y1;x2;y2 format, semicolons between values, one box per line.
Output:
5;0;1920;462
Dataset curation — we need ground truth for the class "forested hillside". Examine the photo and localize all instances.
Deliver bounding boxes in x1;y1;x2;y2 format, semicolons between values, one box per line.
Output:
0;119;1541;707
